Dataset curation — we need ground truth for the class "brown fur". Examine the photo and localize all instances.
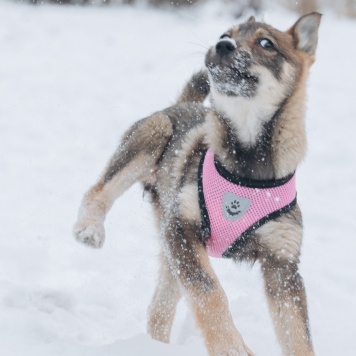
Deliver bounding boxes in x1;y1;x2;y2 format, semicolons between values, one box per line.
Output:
177;69;210;104
74;13;322;355
147;253;182;343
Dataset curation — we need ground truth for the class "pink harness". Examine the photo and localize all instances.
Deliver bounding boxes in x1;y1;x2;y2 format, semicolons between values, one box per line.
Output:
198;150;297;258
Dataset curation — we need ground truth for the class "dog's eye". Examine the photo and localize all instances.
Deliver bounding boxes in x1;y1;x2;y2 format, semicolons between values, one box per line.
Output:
259;38;275;51
220;34;230;40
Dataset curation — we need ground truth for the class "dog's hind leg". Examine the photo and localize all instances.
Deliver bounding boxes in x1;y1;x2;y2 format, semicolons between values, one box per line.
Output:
147;252;182;343
164;215;253;356
73;112;173;248
257;212;314;356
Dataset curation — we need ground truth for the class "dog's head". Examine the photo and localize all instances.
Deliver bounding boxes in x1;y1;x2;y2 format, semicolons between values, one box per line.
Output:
205;12;321;105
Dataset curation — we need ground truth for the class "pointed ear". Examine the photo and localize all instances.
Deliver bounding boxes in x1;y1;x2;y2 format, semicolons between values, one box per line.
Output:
288;12;322;55
247;16;256;23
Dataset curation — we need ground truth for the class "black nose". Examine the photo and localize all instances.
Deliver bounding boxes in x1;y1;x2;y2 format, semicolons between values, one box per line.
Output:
216;40;235;57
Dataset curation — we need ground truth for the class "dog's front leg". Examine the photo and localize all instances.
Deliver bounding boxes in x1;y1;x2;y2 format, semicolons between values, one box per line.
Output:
73;112;173;248
258;214;314;356
261;259;314;356
164;215;253;356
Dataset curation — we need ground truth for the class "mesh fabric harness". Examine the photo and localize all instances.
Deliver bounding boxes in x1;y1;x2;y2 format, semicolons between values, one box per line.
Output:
198;150;297;258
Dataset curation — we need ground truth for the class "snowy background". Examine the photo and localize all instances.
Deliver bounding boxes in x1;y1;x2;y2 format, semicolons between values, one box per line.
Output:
1;1;356;355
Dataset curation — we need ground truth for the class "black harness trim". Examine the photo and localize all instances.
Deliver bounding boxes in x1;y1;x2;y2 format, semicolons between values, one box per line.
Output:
198;149;211;239
214;158;295;188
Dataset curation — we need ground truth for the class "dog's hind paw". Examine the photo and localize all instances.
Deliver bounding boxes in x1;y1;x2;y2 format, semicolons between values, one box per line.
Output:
73;218;105;248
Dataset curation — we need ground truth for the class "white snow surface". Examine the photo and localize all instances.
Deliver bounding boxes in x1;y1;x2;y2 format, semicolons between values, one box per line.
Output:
1;1;356;355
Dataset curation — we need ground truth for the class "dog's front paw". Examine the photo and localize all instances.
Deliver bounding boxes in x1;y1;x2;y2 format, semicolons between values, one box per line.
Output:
234;338;254;356
220;345;254;356
210;331;254;356
217;346;253;356
73;218;105;248
240;342;254;356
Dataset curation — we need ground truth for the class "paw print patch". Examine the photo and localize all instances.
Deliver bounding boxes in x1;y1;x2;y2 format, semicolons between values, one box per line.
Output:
222;192;251;221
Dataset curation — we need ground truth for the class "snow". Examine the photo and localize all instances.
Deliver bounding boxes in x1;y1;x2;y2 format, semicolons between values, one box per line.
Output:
1;1;356;355
218;36;237;48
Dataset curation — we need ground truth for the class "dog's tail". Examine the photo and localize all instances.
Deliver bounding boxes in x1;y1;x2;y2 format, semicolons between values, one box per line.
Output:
176;69;210;104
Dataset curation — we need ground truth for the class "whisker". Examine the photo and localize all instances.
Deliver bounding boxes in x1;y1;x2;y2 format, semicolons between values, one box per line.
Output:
171;51;206;65
185;41;210;51
185;32;213;51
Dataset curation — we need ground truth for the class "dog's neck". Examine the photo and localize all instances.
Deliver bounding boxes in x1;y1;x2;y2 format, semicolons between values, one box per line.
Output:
206;75;308;180
209;72;285;148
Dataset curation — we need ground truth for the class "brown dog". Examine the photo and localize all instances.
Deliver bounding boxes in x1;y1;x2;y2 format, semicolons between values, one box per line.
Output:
74;13;321;355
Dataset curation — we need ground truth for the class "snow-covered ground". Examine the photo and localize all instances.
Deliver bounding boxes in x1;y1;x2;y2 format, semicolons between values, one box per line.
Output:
0;1;355;355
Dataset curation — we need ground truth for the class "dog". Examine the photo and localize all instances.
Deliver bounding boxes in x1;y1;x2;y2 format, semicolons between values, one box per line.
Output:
73;12;321;356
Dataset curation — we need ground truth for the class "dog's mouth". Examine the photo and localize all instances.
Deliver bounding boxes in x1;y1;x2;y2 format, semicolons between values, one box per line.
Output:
205;48;259;98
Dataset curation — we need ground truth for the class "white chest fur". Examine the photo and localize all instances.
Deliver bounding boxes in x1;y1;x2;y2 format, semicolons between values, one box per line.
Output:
209;67;288;148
